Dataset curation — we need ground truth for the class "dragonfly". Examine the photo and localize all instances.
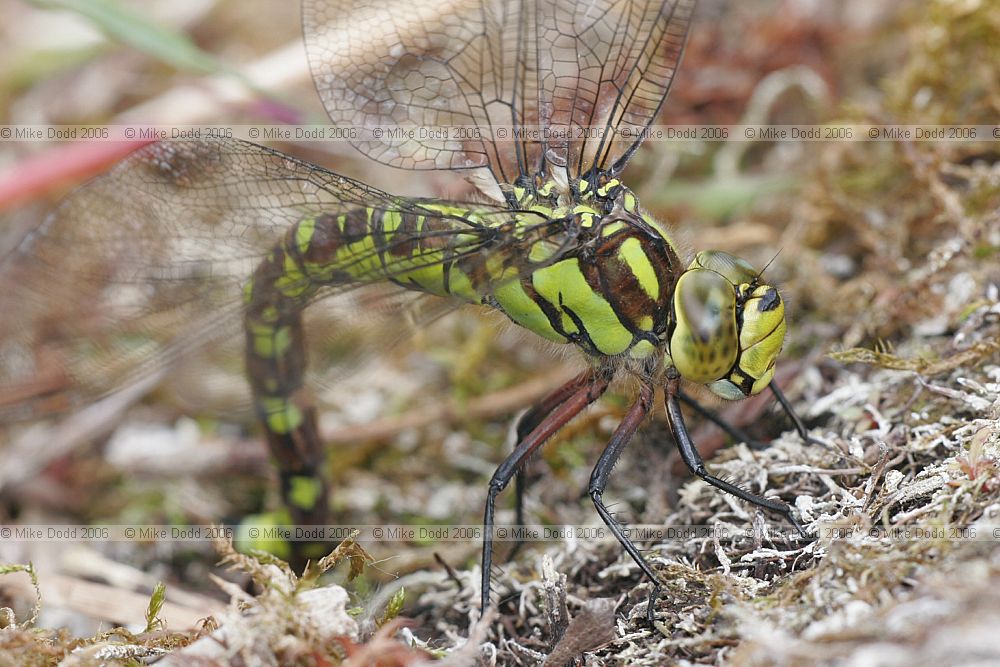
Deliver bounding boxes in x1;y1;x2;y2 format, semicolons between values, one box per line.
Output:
1;0;811;619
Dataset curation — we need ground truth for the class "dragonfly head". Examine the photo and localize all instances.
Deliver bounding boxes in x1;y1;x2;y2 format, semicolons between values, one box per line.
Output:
668;251;786;400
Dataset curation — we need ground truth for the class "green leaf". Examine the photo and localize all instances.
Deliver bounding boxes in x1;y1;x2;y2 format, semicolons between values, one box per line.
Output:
29;0;227;75
377;587;406;627
144;581;167;633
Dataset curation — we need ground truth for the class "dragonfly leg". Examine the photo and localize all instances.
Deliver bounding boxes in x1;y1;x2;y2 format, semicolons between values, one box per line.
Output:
770;382;824;446
587;380;667;624
665;373;807;538
510;370;597;559
481;371;611;613
676;389;765;449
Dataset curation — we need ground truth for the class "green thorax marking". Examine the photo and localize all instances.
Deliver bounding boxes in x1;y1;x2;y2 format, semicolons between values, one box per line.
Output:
490;175;683;359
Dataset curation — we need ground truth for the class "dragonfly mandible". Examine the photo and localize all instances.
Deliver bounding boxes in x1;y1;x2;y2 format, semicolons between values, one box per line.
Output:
0;0;811;620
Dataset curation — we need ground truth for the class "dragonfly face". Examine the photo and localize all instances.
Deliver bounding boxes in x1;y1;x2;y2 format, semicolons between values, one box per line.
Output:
669;250;787;400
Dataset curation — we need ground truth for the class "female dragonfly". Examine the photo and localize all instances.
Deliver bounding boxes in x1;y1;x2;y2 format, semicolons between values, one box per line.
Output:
1;0;809;619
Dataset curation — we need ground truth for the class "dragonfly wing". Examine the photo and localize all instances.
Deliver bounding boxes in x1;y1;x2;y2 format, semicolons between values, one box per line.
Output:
541;0;698;179
304;0;697;193
0;138;533;421
304;0;550;192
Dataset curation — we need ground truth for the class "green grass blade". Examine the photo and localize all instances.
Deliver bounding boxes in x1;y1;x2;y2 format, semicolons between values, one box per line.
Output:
29;0;226;75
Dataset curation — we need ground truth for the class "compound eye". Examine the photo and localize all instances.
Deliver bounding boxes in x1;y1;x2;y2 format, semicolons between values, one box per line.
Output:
670;268;739;384
691;250;758;286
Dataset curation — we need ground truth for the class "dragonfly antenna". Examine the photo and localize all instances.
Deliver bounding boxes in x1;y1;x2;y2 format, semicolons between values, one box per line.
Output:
760;247;783;278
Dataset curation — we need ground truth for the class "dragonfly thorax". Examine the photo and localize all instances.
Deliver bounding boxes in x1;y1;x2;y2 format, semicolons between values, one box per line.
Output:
500;175;786;400
490;187;682;362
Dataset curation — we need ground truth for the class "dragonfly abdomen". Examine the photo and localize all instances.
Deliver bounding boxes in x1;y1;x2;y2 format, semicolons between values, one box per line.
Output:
240;202;512;540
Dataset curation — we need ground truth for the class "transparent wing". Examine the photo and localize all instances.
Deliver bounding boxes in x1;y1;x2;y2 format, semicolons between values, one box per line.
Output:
304;0;696;189
541;0;697;178
0;138;556;421
304;0;542;189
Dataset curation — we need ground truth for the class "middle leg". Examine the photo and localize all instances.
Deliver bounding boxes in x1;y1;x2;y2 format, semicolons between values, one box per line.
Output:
480;369;612;613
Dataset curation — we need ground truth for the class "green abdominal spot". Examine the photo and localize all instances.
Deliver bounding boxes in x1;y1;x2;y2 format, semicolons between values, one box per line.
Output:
289;475;324;511
248;322;293;358
275;253;311;298
393;255;448;295
342;236;382;280
258;396;304;435
444;266;479;302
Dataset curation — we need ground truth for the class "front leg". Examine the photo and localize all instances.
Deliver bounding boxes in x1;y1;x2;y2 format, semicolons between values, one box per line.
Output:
665;371;806;537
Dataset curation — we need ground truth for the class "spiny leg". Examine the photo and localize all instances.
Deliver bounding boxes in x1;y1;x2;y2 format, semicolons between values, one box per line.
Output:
511;370;597;551
665;373;806;537
587;380;667;624
770;382;824;446
481;371;612;613
659;374;808;622
677;388;764;449
679;380;822;451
